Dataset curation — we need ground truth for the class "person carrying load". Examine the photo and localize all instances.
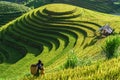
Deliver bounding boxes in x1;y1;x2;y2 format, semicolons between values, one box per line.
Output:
30;60;44;76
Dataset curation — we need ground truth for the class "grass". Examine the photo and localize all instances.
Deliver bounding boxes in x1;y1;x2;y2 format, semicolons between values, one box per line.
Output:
64;50;78;69
0;3;120;80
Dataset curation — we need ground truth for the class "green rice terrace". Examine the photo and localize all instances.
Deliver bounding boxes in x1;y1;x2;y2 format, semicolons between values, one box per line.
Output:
0;1;31;27
0;3;120;80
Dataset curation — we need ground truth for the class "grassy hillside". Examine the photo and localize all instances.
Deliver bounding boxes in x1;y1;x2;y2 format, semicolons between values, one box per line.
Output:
0;1;31;27
1;0;50;8
0;3;120;80
54;0;120;13
3;0;120;13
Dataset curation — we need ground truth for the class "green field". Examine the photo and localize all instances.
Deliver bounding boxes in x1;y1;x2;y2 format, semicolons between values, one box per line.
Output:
0;3;120;80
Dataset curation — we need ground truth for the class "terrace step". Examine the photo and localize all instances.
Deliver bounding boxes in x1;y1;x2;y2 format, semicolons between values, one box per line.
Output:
4;27;44;53
36;8;81;20
0;45;9;63
42;4;77;15
12;25;53;51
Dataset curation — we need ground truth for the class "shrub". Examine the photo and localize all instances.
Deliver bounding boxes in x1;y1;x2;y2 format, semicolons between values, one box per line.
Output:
64;50;78;69
102;36;120;59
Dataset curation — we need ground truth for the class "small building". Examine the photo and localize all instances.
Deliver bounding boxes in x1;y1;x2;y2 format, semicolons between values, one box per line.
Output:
99;24;113;36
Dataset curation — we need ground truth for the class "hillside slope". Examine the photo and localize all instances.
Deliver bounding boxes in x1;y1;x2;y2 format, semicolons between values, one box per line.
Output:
3;0;120;13
0;1;31;27
54;0;120;13
0;3;120;79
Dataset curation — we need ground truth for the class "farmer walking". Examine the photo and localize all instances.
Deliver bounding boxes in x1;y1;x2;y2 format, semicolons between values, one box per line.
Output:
36;60;44;76
30;60;44;77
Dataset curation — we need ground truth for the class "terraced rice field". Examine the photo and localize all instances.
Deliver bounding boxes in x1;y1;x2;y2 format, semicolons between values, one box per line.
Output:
0;3;120;80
